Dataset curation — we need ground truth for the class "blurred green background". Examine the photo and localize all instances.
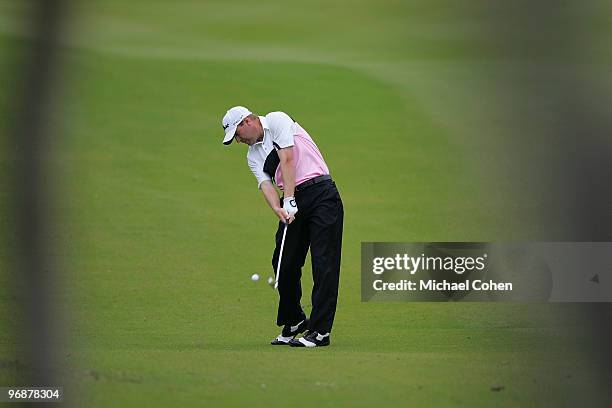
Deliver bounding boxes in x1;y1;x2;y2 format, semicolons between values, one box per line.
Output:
1;1;611;406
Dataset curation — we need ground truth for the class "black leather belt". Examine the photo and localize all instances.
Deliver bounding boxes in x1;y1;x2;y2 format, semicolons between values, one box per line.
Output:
295;175;332;192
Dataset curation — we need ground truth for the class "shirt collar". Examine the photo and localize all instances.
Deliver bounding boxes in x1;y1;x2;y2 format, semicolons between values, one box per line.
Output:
254;115;269;145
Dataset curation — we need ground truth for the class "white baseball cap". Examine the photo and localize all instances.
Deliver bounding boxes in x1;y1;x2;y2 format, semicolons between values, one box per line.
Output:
221;106;252;145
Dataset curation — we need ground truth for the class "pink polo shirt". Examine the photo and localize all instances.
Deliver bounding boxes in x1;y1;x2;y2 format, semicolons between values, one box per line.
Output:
247;112;329;191
274;122;329;190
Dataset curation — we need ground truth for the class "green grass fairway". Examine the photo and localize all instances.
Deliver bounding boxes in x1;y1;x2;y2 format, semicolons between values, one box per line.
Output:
1;1;610;407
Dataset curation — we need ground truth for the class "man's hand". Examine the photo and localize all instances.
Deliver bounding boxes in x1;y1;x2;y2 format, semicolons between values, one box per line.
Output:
273;207;291;224
272;197;298;224
283;196;298;224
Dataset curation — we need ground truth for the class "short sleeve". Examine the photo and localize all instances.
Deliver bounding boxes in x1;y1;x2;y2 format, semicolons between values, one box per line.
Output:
248;156;272;189
267;112;295;149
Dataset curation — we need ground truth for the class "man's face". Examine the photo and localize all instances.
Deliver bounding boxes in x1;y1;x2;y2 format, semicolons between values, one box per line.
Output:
234;117;262;146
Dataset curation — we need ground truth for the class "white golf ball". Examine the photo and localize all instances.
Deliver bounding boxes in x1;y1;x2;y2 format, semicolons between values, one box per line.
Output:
267;277;274;285
251;274;260;282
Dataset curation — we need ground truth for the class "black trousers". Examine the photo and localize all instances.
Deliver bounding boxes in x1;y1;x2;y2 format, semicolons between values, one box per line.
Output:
272;179;344;334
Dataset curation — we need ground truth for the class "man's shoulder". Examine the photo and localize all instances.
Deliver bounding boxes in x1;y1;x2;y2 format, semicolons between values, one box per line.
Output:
264;111;295;125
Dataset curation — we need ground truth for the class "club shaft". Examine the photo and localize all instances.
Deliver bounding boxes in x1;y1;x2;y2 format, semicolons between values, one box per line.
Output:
274;223;288;289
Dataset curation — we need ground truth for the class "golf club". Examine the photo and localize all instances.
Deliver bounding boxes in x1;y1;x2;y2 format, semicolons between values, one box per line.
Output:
274;222;288;289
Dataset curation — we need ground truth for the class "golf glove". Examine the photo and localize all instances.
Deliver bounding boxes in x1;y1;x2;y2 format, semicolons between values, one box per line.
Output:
283;196;298;218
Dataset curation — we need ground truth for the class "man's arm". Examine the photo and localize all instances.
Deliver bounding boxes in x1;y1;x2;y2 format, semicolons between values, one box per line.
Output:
260;180;291;223
277;147;295;198
277;147;297;223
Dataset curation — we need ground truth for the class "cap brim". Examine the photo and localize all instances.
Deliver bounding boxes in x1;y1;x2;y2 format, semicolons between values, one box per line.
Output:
222;125;237;145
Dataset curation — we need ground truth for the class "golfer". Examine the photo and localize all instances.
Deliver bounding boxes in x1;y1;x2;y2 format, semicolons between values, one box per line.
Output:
221;106;344;347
